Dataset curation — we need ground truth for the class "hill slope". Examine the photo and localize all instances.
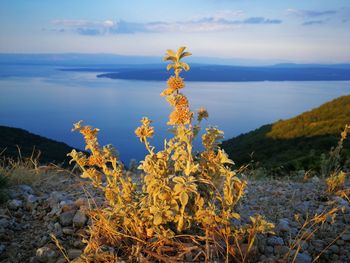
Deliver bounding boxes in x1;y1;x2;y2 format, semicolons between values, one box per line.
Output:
221;95;350;171
0;126;75;164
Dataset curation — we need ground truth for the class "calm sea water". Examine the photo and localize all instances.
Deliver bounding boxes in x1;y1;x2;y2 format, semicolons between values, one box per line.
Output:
1;65;350;162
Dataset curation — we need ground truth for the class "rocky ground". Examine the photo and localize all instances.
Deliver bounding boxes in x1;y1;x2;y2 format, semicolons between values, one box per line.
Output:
0;171;349;263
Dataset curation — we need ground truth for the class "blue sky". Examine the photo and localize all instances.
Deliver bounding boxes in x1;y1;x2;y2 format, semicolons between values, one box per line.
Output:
0;0;349;63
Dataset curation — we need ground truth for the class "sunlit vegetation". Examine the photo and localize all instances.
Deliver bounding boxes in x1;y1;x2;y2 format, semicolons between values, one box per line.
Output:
222;96;350;173
68;47;275;262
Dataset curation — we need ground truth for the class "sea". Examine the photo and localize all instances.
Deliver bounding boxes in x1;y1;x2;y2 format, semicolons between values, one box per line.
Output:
1;64;350;163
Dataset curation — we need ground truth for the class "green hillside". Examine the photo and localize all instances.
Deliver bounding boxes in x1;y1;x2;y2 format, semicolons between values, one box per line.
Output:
0;125;76;165
222;95;350;172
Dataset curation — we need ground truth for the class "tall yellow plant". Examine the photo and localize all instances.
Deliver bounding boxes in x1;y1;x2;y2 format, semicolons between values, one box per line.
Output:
68;47;273;262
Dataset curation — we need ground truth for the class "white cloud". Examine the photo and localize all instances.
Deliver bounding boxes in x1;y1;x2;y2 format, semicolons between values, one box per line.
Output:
49;12;282;36
286;8;337;18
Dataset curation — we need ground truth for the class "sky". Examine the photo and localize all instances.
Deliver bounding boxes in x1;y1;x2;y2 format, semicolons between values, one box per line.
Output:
0;0;350;63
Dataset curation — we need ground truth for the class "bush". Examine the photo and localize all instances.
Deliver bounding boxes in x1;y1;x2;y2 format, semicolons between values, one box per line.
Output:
0;171;8;203
68;47;274;262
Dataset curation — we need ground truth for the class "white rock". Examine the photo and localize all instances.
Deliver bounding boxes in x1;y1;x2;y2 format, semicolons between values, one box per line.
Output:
36;246;57;263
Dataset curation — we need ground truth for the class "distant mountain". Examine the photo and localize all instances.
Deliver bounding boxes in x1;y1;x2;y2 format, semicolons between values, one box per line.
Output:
0;126;77;165
1;53;349;67
97;65;350;82
221;95;350;172
271;63;350;69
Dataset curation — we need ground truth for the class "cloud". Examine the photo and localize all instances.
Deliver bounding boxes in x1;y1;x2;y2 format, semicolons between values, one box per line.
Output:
302;20;325;26
49;12;282;35
242;17;282;24
287;8;337;18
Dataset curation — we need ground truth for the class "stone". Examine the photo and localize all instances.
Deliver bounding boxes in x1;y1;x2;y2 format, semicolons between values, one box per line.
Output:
8;199;23;210
295;252;312;263
274;245;289;256
330;245;340;254
74;198;88;208
53;222;62;237
267;236;284;246
36;246;57;263
333;197;348;207
67;249;82;260
59;210;75;226
341;234;350;241
19;184;34;195
25;194;38;210
277;218;290;233
0;218;11;229
55;258;66;263
296;201;310;214
38;235;50;247
73;210;87;228
73;240;85;249
265;246;274;255
48;192;65;209
62;227;74;235
61;203;76;213
336;239;345;246
0;244;5;254
310;176;320;184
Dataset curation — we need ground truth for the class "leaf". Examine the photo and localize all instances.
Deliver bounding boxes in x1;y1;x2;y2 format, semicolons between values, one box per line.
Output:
180;51;192;60
180;192;189;207
81;171;89;178
153;214;163;225
176;47;187;58
166;64;174;71
174;184;184;195
166;49;176;57
180;62;190;71
232;212;240;219
163;55;176;62
173;177;186;184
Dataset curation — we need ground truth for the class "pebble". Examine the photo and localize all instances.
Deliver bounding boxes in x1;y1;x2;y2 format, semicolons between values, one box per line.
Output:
341;234;350;241
59;210;76;227
67;249;82;260
295;252;312;263
7;199;23;210
62;227;74;235
36;246;57;263
73;210;87;228
267;236;284;246
277;218;290;233
18;184;34;195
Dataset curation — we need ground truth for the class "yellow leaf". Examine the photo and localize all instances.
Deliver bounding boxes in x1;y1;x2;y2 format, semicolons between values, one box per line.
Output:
180;192;189;207
232;213;240;219
176;47;187;58
166;49;176;57
166;64;174;71
173;177;186;184
180;51;192;60
154;214;162;225
174;184;184;195
180;62;190;71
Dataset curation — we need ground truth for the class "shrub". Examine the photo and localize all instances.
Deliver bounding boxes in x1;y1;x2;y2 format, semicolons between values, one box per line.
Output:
68;47;274;262
0;171;8;203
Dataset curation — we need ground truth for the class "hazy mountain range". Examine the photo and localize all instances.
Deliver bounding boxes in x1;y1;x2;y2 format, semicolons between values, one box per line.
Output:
1;54;350;82
1;53;350;67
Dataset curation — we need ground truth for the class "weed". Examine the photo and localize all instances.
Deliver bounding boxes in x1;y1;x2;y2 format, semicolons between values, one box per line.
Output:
68;47;274;262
